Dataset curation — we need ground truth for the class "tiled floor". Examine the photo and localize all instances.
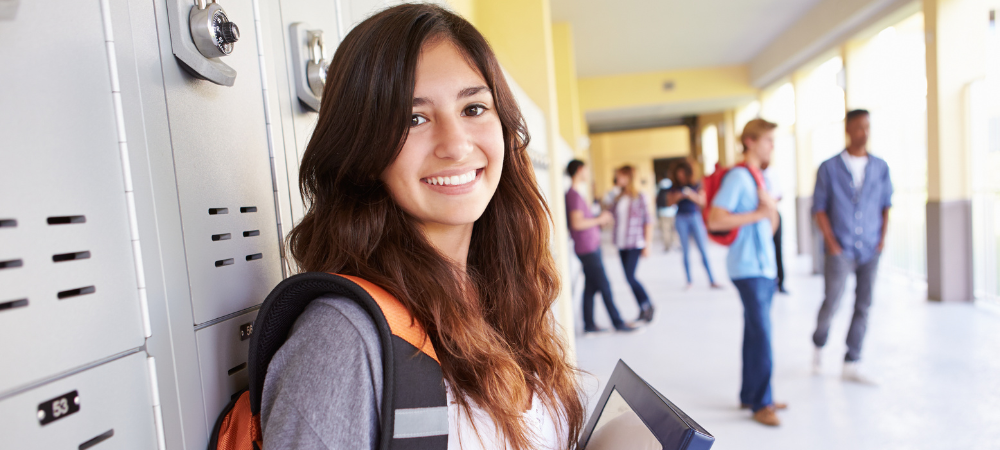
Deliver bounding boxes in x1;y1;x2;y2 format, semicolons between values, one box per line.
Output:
573;241;1000;450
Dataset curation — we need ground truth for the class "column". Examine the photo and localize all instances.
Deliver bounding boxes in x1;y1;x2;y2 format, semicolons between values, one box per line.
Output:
475;0;577;348
923;0;986;302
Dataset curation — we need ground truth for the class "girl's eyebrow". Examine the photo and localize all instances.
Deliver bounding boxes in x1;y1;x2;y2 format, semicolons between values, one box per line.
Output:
412;85;490;107
457;85;490;99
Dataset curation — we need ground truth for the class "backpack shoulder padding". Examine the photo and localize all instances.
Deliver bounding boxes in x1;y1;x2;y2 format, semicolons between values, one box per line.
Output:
242;272;447;450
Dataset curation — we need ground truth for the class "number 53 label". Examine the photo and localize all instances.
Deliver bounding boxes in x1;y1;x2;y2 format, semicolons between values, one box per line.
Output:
37;391;80;425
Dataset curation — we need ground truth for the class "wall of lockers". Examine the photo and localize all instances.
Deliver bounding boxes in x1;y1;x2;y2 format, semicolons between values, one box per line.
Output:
0;0;556;448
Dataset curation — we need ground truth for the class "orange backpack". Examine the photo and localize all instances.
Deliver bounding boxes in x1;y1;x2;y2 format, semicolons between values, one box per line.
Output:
209;273;448;450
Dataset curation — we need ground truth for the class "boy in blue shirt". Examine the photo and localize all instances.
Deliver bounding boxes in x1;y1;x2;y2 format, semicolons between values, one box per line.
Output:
707;119;782;426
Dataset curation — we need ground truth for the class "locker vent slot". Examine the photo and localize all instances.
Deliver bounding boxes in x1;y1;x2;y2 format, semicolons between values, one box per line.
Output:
215;258;235;267
227;362;248;376
246;253;263;261
52;251;91;263
58;286;96;300
208;208;229;215
212;233;232;241
79;429;114;450
243;230;260;237
47;215;86;225
0;259;23;269
240;206;257;213
0;219;16;228
0;298;29;312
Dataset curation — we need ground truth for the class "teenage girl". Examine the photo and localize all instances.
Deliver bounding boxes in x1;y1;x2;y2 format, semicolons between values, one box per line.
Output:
262;4;585;449
609;166;654;323
666;161;721;290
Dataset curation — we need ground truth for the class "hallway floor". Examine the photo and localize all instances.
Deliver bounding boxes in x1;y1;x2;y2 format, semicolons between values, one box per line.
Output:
573;242;1000;450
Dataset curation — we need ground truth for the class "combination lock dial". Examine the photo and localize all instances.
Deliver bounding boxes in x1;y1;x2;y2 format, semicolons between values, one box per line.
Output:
190;1;239;58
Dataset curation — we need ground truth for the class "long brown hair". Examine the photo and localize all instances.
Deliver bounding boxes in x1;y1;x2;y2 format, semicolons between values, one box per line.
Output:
615;165;639;203
288;4;584;448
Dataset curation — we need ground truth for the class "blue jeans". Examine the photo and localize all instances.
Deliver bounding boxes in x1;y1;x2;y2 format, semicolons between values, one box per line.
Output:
674;213;716;284
619;248;650;309
578;249;625;329
733;277;776;412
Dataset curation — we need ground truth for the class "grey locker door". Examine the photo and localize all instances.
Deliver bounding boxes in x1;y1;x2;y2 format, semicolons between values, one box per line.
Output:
0;352;157;449
271;0;343;226
341;0;391;33
0;0;145;394
156;0;283;325
194;310;257;439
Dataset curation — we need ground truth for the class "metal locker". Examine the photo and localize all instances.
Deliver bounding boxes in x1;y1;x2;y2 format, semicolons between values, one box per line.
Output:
340;0;392;33
0;0;145;394
194;309;257;438
261;0;342;227
156;0;283;325
0;352;157;449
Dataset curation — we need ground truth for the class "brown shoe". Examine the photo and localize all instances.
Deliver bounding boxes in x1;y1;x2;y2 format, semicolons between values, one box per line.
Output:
741;402;788;410
752;406;781;427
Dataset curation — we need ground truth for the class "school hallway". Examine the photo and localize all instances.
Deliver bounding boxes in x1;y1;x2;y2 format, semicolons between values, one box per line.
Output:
573;240;1000;450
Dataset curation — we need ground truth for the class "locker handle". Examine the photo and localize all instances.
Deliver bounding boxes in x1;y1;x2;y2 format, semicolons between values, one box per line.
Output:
47;215;86;225
58;286;96;300
0;259;23;269
79;429;114;450
0;219;16;228
52;251;91;263
0;298;28;312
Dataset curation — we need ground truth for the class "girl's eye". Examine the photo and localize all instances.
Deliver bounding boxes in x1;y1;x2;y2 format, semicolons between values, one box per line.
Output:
463;105;487;117
411;115;428;127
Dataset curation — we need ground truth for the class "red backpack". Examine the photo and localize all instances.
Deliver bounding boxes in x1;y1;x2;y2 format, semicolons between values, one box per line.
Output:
701;162;765;246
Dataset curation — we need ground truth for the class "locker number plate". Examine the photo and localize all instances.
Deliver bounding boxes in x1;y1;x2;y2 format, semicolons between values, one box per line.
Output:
38;390;80;425
240;322;253;341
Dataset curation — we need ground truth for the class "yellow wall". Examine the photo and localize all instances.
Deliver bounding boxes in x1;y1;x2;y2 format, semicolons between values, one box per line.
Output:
445;0;476;24
472;0;576;353
590;126;691;202
578;65;758;113
924;0;987;201
552;22;587;159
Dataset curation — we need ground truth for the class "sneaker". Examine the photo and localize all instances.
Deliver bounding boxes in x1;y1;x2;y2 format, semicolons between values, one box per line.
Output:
614;324;639;333
752;406;781;426
741;402;787;410
812;347;822;374
710;283;724;290
582;327;608;336
842;362;878;385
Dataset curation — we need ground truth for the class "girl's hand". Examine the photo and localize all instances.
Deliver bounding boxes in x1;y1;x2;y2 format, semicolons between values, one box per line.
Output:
641;247;651;258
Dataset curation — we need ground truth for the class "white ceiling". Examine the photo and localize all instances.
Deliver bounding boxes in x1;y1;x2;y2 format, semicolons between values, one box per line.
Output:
551;0;826;78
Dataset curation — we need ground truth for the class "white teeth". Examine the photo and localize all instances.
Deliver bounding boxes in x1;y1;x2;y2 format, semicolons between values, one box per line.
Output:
424;170;477;186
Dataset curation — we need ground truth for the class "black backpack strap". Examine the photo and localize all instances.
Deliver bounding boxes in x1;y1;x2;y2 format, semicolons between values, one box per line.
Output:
247;272;447;450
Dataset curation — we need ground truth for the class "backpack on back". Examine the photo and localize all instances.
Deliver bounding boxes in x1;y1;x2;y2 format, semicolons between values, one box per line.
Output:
209;272;449;450
701;163;765;246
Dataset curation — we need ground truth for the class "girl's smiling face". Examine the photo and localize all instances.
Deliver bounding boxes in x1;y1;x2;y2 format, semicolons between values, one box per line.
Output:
382;38;504;231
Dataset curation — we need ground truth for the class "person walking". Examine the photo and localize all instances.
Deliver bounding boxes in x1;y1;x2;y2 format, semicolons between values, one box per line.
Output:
667;161;721;290
565;160;636;334
763;165;788;294
610;165;655;324
811;109;892;384
707;119;783;427
655;178;678;251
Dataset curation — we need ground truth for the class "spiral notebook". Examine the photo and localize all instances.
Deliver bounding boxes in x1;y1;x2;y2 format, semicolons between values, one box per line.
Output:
579;360;715;450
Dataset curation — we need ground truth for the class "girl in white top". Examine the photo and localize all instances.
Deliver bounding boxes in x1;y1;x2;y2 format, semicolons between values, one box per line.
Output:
265;4;586;450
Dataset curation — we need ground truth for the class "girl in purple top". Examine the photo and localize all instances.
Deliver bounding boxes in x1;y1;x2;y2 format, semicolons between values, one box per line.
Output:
609;165;654;324
565;160;636;333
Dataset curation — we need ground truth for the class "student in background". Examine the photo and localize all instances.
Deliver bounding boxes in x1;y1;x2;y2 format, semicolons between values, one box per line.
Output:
655;178;678;251
707;119;784;427
610;166;654;324
667;161;721;290
566;160;635;333
811;109;892;384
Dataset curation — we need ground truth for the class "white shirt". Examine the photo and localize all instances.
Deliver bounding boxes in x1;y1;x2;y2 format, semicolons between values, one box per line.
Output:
841;150;869;188
763;167;783;201
446;381;564;450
